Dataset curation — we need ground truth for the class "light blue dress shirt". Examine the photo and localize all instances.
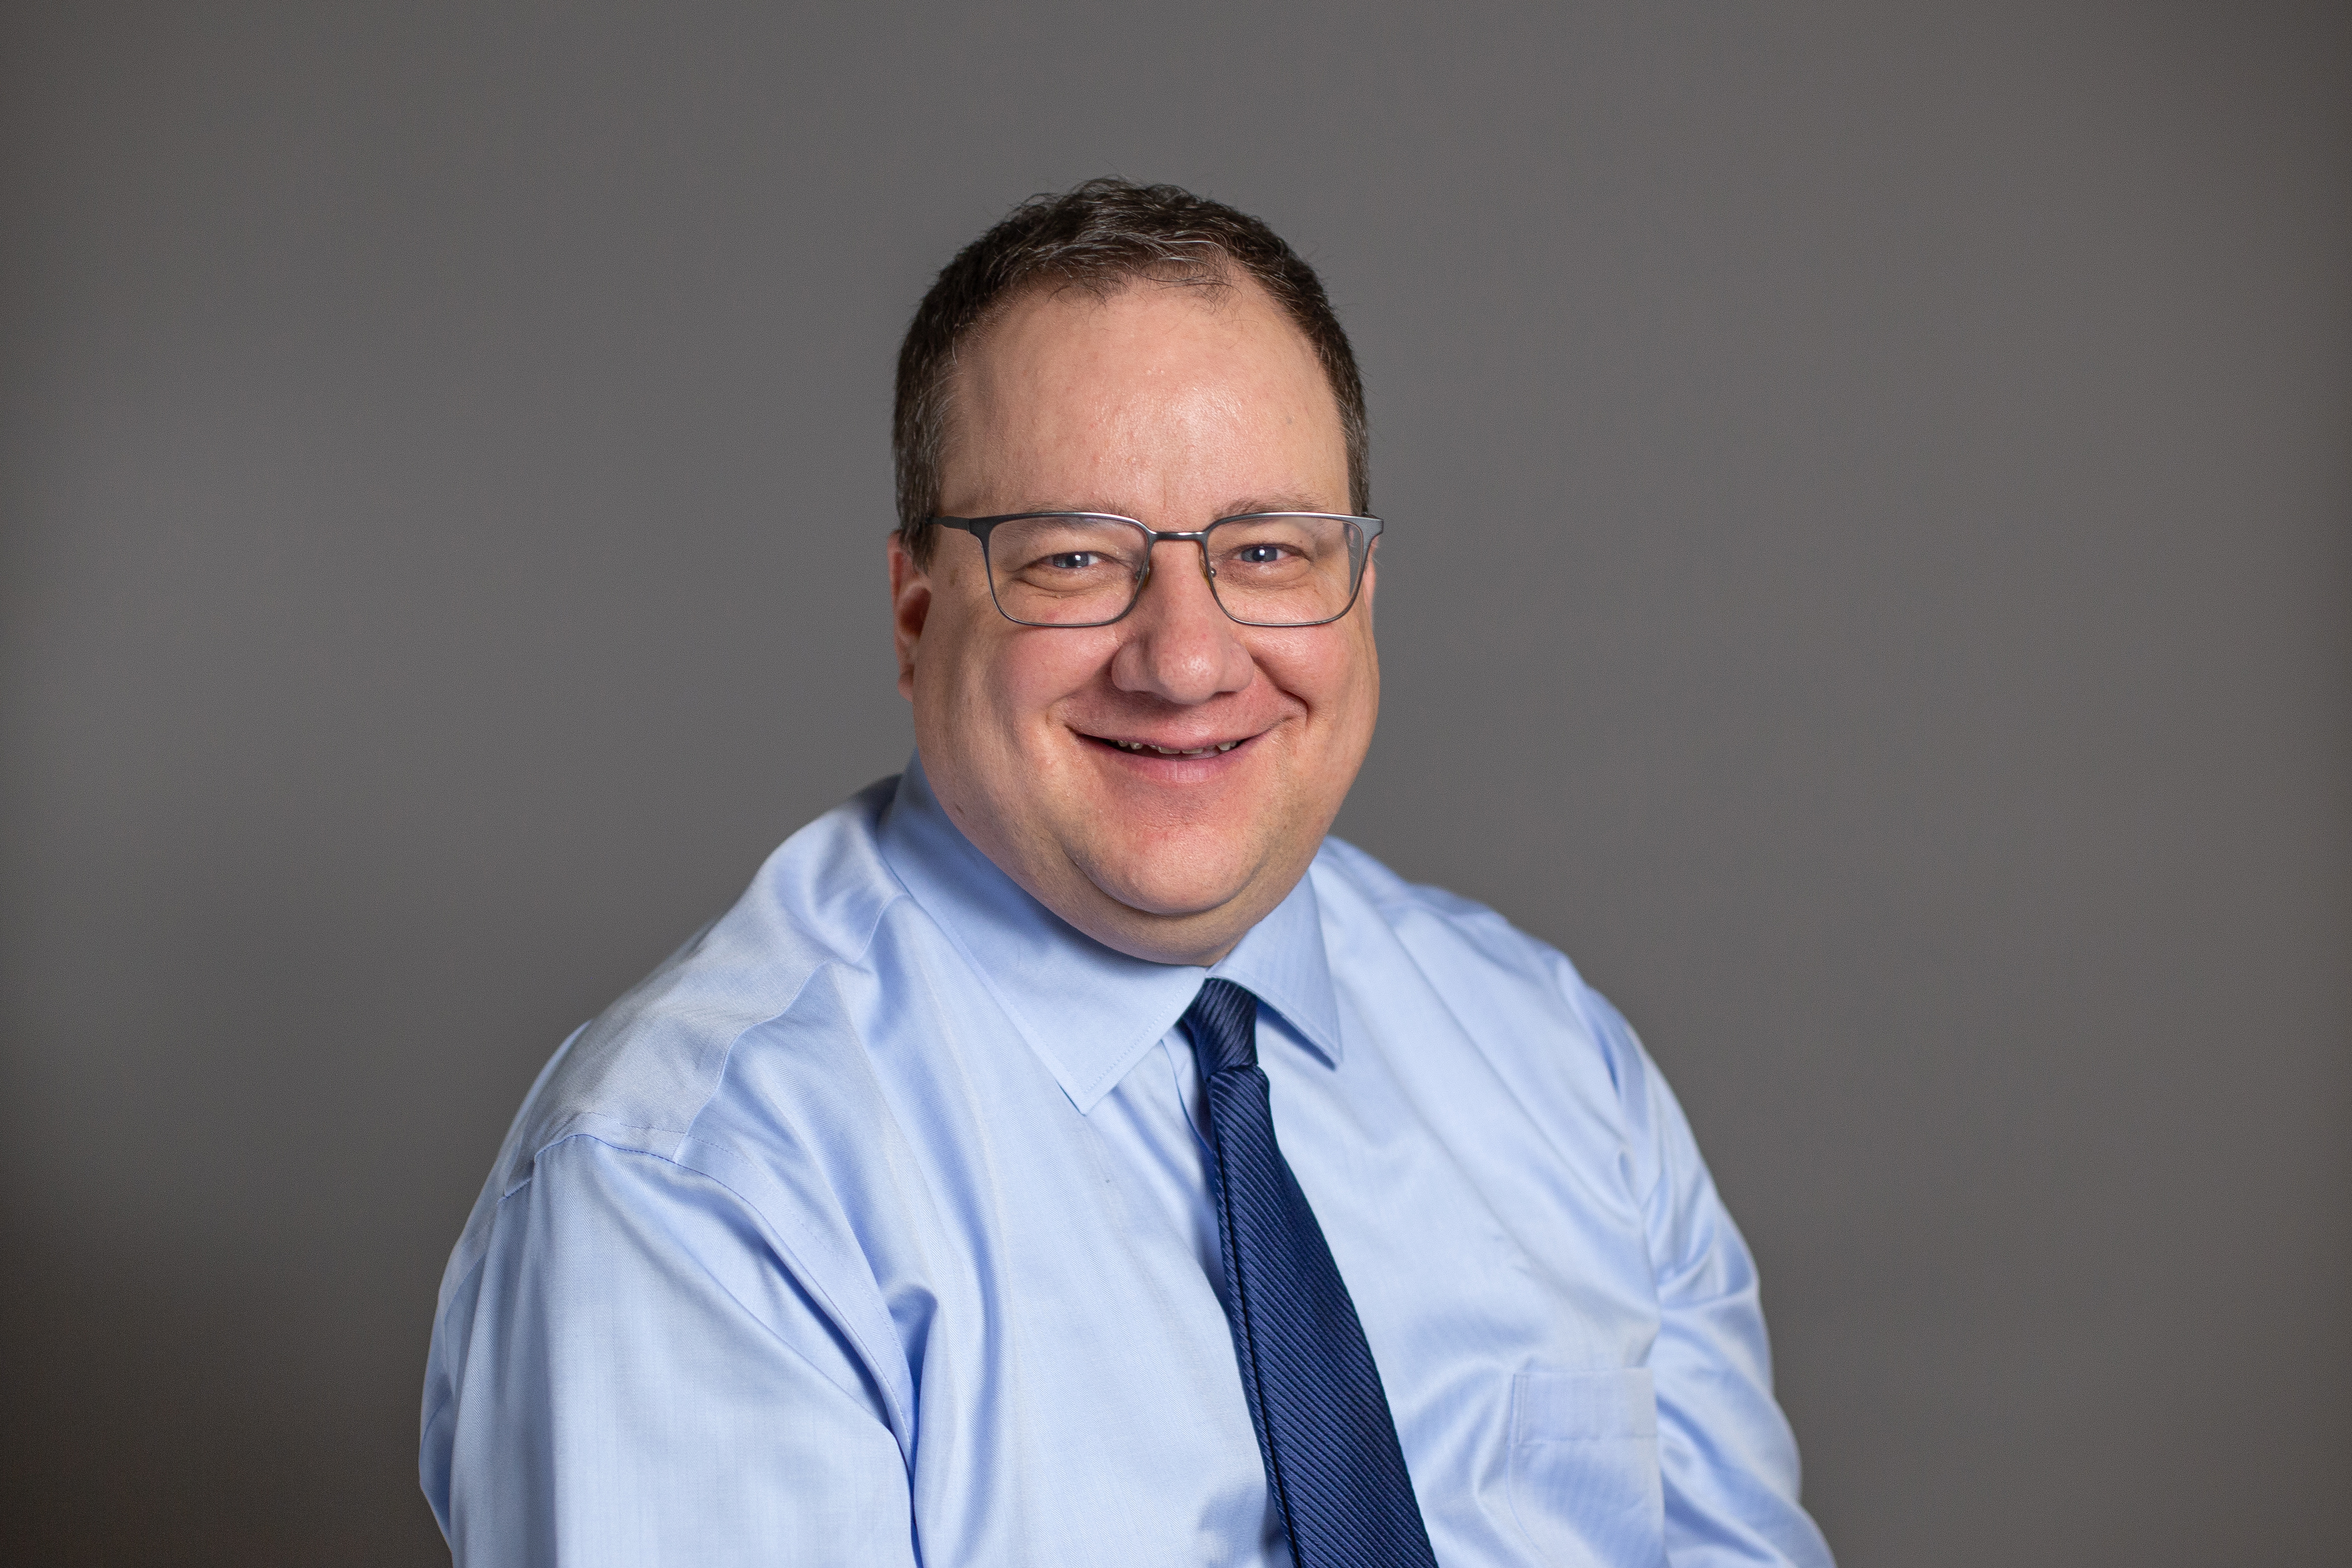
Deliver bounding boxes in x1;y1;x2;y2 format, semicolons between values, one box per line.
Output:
421;762;1832;1567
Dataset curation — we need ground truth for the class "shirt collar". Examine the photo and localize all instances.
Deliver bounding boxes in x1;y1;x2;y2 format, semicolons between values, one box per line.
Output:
876;756;1343;1113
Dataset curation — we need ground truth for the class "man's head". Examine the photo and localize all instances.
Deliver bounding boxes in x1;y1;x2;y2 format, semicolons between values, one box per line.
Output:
889;180;1378;966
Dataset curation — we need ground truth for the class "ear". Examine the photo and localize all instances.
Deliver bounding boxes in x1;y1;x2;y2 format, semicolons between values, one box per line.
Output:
888;533;932;701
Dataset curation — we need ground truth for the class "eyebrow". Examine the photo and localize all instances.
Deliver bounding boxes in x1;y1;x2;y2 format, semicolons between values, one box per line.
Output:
1217;493;1338;517
978;494;1342;522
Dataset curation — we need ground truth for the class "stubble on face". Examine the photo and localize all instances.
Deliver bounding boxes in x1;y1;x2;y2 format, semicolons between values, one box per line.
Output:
890;273;1378;966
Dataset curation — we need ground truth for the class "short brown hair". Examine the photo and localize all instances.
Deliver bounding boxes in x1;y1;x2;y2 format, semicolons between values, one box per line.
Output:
892;178;1368;561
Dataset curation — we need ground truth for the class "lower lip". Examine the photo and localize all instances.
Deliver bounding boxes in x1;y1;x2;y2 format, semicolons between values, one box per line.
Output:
1084;732;1257;780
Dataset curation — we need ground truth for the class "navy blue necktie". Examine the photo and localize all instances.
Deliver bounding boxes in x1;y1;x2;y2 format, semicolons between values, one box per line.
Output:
1182;979;1440;1568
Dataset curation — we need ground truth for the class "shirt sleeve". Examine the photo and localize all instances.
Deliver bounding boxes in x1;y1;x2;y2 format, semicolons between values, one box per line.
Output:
1594;993;1838;1568
421;1133;916;1568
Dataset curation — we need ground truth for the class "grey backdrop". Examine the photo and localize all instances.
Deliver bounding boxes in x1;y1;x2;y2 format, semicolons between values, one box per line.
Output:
3;3;2346;1564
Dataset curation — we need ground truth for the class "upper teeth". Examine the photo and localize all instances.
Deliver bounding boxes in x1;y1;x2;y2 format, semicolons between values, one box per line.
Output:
1112;739;1240;756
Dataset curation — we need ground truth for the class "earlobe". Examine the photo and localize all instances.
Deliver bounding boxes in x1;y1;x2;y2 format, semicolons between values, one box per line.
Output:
889;535;931;701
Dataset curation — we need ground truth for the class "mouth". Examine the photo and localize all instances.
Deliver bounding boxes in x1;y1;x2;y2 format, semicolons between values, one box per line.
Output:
1082;732;1253;759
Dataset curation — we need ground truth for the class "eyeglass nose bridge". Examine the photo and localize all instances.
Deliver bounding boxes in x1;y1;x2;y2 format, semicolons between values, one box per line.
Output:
1128;530;1221;593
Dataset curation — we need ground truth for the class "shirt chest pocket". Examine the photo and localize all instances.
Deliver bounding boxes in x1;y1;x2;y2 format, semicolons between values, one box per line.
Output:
1505;1368;1666;1567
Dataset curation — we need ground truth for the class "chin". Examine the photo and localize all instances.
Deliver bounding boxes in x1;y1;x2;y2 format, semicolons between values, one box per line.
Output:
1077;836;1268;923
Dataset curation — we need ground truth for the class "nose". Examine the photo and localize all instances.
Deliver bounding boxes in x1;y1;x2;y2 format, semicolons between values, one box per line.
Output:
1108;540;1256;705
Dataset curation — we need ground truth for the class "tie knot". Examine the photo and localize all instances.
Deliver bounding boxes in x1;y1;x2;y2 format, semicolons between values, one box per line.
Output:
1182;978;1259;1076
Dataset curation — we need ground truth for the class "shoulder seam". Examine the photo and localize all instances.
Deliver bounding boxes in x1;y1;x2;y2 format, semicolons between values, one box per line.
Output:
543;1131;907;1444
439;1137;903;1454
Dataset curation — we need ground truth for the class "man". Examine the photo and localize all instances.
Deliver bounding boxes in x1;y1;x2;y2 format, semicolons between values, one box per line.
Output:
421;179;1833;1567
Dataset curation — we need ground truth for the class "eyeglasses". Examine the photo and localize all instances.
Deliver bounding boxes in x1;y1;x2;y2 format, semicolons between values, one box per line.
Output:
931;511;1383;628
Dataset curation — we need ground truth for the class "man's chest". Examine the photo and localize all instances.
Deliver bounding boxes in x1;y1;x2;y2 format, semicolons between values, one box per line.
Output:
859;1011;1671;1567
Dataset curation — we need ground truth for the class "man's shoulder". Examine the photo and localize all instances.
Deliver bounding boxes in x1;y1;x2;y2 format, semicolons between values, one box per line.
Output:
483;777;909;1195
1308;835;1650;1097
1309;834;1580;990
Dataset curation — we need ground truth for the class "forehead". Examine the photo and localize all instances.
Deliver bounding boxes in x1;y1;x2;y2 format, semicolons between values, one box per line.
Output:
942;275;1346;509
973;270;1309;366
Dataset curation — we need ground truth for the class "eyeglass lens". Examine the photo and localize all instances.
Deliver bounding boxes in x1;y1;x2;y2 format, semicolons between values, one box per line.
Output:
983;515;1368;627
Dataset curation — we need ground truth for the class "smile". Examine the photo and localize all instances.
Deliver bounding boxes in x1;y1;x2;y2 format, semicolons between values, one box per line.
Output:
1102;738;1243;757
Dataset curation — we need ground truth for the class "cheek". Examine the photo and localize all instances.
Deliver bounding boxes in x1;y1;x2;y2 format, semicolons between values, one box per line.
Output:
1253;625;1379;726
949;628;1119;749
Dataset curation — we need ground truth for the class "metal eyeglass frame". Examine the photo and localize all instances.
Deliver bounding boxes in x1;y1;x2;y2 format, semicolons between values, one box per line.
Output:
930;511;1384;628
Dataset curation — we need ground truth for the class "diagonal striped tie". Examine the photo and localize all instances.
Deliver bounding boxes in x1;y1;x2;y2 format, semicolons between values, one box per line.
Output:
1182;978;1440;1568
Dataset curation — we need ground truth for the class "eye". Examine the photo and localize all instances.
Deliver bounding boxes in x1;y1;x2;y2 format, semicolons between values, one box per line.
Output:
1044;551;1101;571
1236;543;1289;564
